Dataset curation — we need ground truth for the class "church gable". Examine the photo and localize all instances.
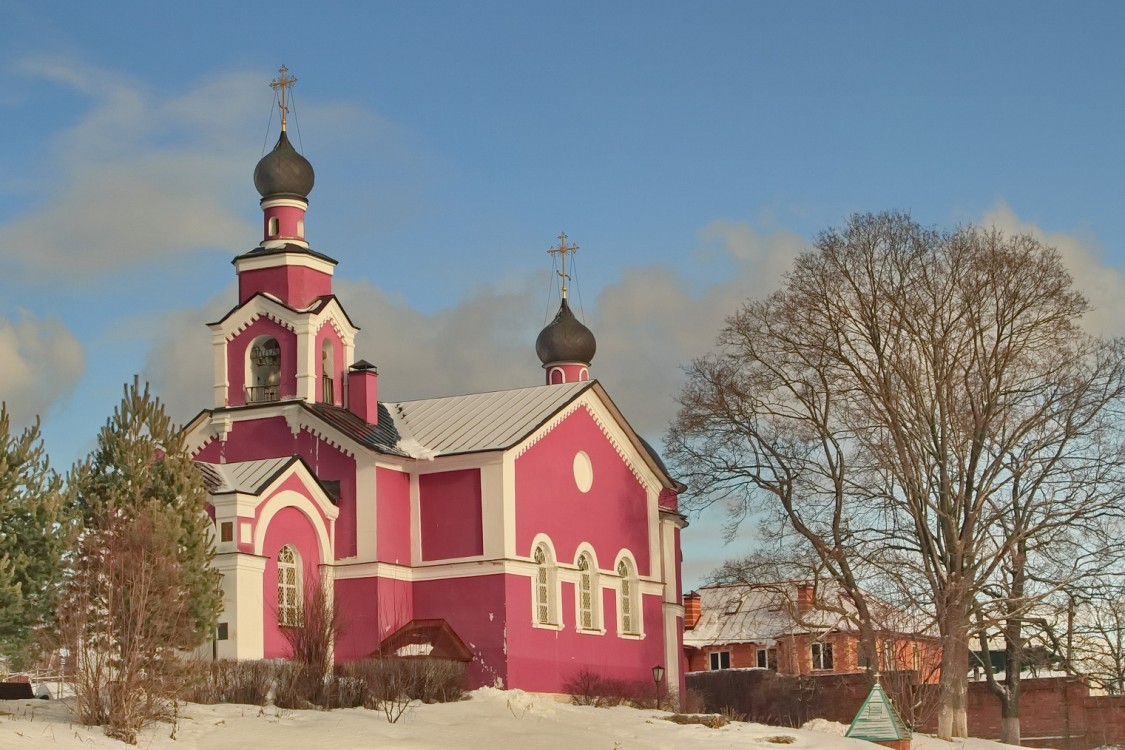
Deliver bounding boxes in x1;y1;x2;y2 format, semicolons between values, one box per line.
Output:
203;455;339;561
513;399;654;577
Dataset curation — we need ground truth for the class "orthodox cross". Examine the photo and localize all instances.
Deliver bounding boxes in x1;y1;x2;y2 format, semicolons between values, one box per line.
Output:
270;65;298;132
548;231;579;300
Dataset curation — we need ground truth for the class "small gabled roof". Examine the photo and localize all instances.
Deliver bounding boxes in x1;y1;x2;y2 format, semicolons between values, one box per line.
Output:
385;380;591;456
197;454;339;502
375;619;473;662
198;456;293;494
207;292;358;331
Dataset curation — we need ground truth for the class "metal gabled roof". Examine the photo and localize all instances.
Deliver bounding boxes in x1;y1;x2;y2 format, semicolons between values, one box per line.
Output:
199;455;295;494
385;380;593;456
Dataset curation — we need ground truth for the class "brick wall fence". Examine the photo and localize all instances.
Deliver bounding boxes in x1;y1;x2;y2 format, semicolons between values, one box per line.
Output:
687;670;1125;750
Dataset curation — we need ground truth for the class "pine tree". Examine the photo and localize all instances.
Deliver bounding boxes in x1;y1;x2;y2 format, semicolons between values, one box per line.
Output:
0;405;71;668
70;377;221;642
60;377;221;739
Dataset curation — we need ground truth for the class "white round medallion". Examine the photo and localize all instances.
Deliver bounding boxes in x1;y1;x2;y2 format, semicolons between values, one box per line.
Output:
573;451;593;493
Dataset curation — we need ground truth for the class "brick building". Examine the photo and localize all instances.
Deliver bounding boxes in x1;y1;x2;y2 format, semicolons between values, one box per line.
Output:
683;582;941;682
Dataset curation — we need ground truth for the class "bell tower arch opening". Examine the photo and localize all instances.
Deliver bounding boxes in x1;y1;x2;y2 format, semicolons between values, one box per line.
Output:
247;336;282;403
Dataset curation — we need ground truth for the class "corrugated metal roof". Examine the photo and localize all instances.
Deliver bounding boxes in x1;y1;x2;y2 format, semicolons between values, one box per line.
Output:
307;402;404;455
385;381;592;456
202;456;293;494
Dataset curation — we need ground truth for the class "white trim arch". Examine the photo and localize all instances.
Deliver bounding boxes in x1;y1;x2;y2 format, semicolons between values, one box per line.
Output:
614;551;643;638
252;488;337;563
530;534;561;629
573;544;602;633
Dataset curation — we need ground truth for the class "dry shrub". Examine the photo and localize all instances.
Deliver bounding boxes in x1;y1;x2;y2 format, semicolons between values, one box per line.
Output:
564;667;665;709
666;713;730;728
182;659;274;705
56;507;205;743
273;661;326;710
338;657;466;706
179;656;464;716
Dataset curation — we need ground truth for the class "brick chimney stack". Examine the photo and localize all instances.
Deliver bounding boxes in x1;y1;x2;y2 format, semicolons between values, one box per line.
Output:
347;360;379;424
796;582;815;617
683;591;701;629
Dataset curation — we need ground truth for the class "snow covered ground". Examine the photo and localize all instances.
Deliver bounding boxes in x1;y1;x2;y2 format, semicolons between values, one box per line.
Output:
0;687;1046;750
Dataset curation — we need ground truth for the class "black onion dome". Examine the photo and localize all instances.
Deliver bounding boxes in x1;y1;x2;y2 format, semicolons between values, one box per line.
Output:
536;298;596;365
253;130;315;199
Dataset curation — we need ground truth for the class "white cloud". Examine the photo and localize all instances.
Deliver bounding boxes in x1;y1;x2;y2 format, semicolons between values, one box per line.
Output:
0;312;83;425
980;202;1125;337
2;60;261;279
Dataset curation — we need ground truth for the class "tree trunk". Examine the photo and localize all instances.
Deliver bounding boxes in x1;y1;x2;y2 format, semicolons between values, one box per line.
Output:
938;604;970;739
1001;716;1021;746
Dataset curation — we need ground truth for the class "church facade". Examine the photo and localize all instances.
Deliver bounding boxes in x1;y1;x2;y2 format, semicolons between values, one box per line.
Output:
182;95;687;696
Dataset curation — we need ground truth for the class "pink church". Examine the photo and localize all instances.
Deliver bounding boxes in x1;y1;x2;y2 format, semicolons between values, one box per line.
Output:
182;102;688;697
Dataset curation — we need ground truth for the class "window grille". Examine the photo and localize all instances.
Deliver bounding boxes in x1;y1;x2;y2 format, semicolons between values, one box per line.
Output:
617;559;637;634
534;546;551;624
277;545;301;627
578;555;593;630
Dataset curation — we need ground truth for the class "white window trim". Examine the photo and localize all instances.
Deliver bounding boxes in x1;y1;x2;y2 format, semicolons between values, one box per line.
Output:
812;640;834;671
709;650;731;670
531;540;562;630
277;544;302;628
615;555;643;639
573;550;604;635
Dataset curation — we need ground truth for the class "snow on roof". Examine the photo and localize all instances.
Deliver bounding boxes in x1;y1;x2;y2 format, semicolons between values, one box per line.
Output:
198;456;293;494
684;584;853;649
685;583;937;649
384;380;592;456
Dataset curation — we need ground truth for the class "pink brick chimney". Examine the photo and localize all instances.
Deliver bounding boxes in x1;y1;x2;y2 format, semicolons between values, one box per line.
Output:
347;360;378;424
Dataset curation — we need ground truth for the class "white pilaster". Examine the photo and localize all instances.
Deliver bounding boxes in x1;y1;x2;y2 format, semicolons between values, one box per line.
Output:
213;553;267;660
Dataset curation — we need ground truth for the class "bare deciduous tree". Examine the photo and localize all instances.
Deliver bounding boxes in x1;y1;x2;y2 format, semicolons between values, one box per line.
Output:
667;212;1125;739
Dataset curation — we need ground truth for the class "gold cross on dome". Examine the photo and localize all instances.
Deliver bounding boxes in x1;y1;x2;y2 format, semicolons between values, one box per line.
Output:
547;231;579;299
270;65;298;132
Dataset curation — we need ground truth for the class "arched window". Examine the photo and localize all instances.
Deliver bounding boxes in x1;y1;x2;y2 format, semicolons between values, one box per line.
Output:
268;216;280;237
577;553;597;631
533;544;556;626
617;558;639;635
248;336;281;403
297;218;305;238
277;544;302;627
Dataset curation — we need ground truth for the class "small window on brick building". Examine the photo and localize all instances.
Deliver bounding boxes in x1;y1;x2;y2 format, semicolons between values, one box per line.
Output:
756;647;777;670
220;522;233;543
812;641;833;670
882;640;897;671
709;651;731;670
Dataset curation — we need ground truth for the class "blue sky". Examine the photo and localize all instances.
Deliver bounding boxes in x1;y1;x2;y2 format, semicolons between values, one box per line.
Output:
3;1;1125;585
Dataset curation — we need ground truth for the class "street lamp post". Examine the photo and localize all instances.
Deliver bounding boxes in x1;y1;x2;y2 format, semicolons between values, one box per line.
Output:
652;664;665;710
